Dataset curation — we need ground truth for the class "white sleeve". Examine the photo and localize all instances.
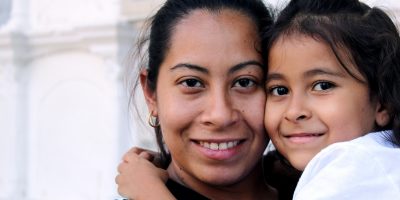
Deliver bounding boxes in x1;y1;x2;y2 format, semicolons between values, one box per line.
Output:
293;143;399;200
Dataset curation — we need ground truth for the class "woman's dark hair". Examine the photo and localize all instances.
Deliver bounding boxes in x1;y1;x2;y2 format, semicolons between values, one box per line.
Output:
129;0;273;167
264;0;400;147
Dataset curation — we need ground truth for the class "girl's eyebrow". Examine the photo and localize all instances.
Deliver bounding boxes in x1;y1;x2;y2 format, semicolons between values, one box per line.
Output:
266;73;284;83
170;60;264;74
266;67;345;83
303;68;345;78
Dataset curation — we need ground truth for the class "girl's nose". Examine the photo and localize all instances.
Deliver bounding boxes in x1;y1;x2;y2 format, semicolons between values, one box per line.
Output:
284;94;311;123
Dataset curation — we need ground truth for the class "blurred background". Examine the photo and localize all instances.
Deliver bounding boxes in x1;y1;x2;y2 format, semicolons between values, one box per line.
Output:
0;0;399;199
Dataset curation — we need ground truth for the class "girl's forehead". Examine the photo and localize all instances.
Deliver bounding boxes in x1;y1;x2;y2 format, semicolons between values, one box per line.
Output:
272;34;323;48
268;34;365;81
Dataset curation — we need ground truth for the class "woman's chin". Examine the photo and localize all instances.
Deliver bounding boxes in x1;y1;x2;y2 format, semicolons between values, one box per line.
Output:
196;168;249;187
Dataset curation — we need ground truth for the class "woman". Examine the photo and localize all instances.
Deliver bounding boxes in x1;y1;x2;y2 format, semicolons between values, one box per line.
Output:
116;0;279;199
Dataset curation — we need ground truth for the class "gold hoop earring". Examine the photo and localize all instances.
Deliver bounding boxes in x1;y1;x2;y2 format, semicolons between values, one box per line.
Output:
148;112;160;127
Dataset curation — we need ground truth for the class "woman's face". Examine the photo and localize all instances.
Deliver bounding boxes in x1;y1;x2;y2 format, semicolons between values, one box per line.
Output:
264;35;389;170
143;9;267;188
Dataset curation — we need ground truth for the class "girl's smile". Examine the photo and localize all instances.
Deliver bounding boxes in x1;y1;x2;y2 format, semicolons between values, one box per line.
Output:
265;34;388;170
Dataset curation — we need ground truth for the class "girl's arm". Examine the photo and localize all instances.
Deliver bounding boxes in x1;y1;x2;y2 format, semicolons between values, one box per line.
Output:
116;147;176;200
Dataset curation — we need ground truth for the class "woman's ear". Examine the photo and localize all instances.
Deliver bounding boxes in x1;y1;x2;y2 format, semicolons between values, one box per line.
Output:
375;103;390;127
140;69;158;116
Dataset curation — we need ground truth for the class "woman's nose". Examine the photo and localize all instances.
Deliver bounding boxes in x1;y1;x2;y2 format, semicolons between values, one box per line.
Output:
200;90;239;129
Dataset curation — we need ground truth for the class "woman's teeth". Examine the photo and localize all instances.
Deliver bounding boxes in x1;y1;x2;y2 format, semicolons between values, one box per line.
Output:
199;141;239;150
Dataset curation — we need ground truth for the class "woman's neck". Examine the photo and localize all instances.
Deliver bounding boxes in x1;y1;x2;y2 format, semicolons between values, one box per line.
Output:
167;161;277;200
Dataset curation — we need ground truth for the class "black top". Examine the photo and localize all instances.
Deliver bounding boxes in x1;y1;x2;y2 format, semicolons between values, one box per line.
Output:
164;151;301;200
166;179;210;200
263;150;302;200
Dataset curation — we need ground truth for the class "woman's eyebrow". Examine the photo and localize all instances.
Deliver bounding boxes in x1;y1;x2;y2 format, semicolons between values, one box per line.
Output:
170;60;263;74
229;60;264;74
170;63;209;74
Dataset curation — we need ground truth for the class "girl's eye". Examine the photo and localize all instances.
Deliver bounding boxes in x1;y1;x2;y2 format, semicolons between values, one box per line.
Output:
269;86;289;96
233;78;256;88
181;79;203;88
313;81;335;91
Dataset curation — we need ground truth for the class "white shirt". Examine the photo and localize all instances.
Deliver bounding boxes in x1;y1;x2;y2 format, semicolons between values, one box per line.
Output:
294;131;400;200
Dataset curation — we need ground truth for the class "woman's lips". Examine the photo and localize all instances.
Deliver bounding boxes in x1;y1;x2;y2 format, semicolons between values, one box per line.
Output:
199;140;240;150
193;139;245;160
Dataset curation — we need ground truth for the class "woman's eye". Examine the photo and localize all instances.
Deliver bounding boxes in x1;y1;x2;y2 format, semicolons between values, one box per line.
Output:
180;78;203;88
233;78;256;88
269;86;289;96
313;81;335;91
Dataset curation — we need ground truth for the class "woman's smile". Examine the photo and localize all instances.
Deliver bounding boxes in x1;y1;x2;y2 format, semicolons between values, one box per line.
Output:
194;139;245;160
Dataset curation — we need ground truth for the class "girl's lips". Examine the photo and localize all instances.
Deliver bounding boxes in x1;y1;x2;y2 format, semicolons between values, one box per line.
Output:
284;133;324;144
192;139;245;160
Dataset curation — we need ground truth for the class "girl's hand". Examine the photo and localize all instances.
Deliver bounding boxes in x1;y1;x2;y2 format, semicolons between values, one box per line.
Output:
126;147;164;168
116;147;171;200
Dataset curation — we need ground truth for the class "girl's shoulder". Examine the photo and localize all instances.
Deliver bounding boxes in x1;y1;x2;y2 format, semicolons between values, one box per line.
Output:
293;131;400;200
318;130;400;159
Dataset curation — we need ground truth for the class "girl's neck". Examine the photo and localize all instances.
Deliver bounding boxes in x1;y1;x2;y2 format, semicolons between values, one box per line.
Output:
167;161;277;200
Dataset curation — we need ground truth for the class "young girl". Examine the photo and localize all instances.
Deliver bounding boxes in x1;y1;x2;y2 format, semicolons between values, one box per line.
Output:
264;0;400;199
116;0;400;199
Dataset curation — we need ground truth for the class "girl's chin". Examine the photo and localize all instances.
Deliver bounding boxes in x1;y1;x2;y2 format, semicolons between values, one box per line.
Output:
287;156;313;171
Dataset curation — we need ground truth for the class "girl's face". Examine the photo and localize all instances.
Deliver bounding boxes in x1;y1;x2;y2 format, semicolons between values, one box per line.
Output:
143;10;267;189
265;35;389;171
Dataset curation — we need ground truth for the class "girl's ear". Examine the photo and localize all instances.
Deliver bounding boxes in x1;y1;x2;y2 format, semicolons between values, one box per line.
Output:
375;103;390;127
140;69;158;116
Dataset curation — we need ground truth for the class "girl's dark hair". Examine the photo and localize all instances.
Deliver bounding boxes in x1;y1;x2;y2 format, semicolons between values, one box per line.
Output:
130;0;273;167
264;0;400;147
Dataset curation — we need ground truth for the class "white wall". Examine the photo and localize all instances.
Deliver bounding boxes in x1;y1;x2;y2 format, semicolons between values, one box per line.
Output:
0;0;400;199
0;0;163;199
25;52;120;199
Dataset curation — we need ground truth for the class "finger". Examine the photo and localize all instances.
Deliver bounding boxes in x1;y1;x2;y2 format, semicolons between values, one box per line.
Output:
120;147;143;161
130;147;158;158
117;184;128;198
117;162;128;174
115;174;121;184
130;146;146;154
123;151;139;162
139;151;155;161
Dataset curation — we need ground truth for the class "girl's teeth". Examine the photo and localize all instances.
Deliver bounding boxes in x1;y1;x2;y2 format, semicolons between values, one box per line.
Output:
199;141;239;150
